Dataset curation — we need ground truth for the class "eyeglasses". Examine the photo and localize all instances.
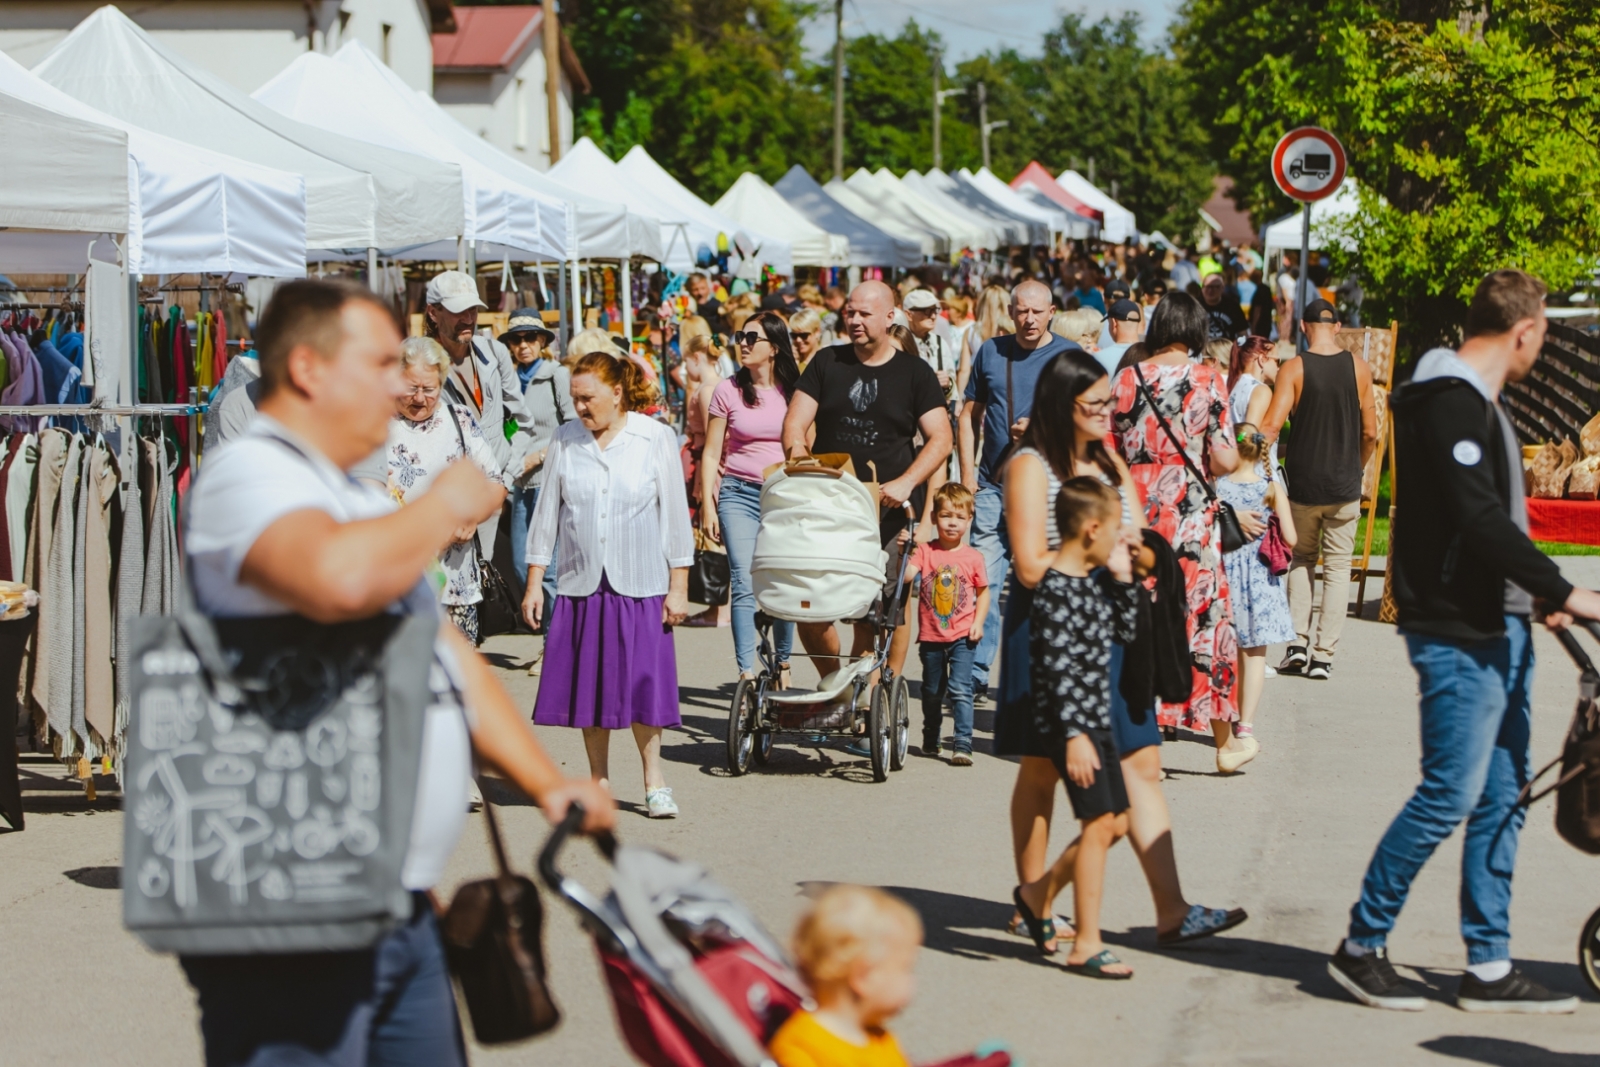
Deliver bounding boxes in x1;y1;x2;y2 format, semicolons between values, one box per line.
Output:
790;331;814;342
404;384;441;398
732;330;768;347
1076;395;1115;414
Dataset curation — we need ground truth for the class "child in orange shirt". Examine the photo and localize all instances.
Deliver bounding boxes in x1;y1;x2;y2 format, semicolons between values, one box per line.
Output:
769;885;920;1067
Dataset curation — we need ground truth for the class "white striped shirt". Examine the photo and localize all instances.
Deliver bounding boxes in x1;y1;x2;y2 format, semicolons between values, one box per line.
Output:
526;412;695;598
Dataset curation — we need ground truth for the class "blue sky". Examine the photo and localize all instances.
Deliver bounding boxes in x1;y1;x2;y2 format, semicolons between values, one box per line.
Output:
801;0;1183;61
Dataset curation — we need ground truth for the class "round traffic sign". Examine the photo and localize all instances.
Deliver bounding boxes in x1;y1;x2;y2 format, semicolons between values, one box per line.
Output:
1271;127;1347;202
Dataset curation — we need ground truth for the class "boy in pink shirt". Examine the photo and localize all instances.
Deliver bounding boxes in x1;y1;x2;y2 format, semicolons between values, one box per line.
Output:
904;483;990;765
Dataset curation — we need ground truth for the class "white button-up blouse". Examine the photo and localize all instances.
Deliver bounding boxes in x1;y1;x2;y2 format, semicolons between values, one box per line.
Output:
525;412;695;598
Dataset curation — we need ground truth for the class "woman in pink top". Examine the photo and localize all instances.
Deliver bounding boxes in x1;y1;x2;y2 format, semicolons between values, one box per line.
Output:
700;311;799;679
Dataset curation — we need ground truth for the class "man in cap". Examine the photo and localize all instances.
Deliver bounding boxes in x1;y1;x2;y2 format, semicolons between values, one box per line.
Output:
1201;272;1249;340
499;310;573;607
903;288;959;404
1095;299;1144;375
424;270;541;561
1261;298;1379;680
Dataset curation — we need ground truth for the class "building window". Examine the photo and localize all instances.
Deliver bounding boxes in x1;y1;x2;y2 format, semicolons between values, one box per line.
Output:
515;78;528;150
381;22;393;66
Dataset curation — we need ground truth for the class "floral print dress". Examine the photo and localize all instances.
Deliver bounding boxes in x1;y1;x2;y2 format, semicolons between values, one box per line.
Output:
1111;361;1239;731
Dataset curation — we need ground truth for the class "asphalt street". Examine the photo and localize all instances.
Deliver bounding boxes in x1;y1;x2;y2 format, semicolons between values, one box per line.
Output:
7;560;1600;1066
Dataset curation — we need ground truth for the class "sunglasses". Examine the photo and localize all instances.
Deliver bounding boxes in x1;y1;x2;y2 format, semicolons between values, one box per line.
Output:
733;330;769;347
790;331;814;342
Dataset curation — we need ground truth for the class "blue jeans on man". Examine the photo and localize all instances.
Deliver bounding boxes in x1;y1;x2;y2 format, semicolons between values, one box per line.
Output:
919;637;976;753
1346;615;1533;965
718;475;793;675
510;485;558;608
968;485;1008;689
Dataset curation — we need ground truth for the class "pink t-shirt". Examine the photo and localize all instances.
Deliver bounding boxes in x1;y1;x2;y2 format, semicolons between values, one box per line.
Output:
708;377;788;485
909;542;988;642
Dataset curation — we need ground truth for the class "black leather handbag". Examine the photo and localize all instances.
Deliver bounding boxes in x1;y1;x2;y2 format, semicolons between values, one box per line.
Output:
441;789;562;1044
1520;623;1600;854
688;529;731;607
1135;367;1247;553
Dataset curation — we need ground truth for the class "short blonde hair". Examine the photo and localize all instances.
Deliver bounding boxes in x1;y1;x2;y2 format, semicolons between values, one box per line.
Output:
398;336;449;383
933;481;975;517
1202;338;1234;370
788;308;822;336
1051;308;1102;348
792;885;922;987
678;315;712;350
566;327;620;360
797;283;824;309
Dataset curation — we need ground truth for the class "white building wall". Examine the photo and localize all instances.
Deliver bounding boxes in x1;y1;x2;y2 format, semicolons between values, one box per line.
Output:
434;46;572;171
0;0;430;93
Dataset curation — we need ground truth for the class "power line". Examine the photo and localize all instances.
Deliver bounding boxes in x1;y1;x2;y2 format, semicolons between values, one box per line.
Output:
854;0;1054;48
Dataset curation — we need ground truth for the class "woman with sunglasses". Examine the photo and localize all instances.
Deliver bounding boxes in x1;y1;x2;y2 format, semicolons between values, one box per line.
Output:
699;311;800;682
787;308;823;373
1005;349;1247;956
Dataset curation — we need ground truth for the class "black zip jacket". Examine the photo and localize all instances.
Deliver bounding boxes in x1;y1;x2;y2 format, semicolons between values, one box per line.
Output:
1390;375;1572;641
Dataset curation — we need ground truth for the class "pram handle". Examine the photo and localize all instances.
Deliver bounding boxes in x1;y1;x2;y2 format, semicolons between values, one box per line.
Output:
1554;620;1600;676
538;802;616;892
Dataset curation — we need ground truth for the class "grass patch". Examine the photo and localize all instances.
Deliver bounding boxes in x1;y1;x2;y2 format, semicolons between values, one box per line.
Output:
1353;516;1600;557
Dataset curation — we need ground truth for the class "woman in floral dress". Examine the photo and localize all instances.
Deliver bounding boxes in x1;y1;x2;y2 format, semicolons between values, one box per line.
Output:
1111;294;1253;765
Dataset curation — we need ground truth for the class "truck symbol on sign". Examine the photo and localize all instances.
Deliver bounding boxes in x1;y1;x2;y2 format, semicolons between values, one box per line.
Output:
1289;153;1333;181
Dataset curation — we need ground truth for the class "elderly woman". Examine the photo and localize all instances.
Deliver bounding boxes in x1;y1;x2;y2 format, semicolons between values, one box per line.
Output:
523;351;694;819
384;336;510;644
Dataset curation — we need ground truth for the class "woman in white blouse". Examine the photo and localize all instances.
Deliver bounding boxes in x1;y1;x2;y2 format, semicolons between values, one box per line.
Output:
523;352;694;818
386;337;508;644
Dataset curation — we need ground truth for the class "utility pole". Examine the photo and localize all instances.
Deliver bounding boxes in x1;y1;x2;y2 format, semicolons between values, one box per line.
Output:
932;52;964;172
832;0;845;180
978;82;1008;171
1088;157;1096;185
543;0;561;164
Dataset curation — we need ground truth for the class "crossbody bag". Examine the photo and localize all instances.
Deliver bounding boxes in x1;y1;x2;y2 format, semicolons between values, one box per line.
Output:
1134;366;1246;553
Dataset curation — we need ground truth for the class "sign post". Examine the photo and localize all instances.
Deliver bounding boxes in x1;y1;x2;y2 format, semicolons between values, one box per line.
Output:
1271;127;1347;344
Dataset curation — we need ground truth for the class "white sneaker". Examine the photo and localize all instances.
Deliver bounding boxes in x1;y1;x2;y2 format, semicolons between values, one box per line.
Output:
1264;665;1278;678
646;787;679;819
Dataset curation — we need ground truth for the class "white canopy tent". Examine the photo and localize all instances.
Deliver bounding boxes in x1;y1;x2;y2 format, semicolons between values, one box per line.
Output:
1055;169;1137;244
1262;181;1362;256
0;90;125;242
959;167;1085;240
773;166;920;268
615;146;792;275
857;169;995;251
547;137;698;266
254;45;564;263
0;47;304;276
902;170;1038;247
827;174;948;258
714;173;848;268
1010;182;1099;240
35;6;462;255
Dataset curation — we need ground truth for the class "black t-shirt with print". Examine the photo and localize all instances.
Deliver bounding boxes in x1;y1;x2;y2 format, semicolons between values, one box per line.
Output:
795;343;946;485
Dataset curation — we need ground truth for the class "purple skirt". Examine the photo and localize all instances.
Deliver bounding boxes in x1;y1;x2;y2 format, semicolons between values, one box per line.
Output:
533;575;682;730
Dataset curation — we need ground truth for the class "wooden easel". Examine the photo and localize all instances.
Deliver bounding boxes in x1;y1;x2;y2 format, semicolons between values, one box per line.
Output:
1339;321;1399;615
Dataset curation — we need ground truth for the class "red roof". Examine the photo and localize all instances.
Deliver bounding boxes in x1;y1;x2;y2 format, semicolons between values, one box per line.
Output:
1010;160;1101;222
432;5;543;71
1202;176;1255;245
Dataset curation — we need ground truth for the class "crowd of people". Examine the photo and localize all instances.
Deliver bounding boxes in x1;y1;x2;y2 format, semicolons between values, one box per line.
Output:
163;244;1594;1066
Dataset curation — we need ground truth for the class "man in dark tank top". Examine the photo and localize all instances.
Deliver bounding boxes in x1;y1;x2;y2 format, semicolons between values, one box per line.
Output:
1261;299;1378;680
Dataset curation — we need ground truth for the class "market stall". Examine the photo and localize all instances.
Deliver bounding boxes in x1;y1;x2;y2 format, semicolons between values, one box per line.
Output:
616;146;793;276
826;172;949;259
714;173;850;268
1055;167;1139;244
773;166;921;269
902;169;1037;247
854;168;997;252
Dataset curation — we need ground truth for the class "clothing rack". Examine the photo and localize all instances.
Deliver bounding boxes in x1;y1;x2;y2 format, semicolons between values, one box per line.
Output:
0;393;211;492
1;303;84;311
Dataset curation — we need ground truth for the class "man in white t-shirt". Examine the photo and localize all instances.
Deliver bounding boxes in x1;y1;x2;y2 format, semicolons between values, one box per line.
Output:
182;279;614;1067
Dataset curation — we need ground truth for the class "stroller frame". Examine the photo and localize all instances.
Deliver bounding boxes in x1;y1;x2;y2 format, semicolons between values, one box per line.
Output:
724;504;916;782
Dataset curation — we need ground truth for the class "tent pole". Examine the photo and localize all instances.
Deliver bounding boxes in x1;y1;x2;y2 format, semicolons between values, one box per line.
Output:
570;257;581;334
456;236;466;273
366;246;378;290
620;258;633;350
556;260;568;349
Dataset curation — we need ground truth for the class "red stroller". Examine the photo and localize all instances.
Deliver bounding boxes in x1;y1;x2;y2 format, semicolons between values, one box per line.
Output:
538;806;1014;1067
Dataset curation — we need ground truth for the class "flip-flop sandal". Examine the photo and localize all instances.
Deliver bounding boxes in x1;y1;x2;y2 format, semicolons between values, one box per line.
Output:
1008;913;1075;942
1011;887;1058;956
1157;904;1249;946
1066;948;1133;980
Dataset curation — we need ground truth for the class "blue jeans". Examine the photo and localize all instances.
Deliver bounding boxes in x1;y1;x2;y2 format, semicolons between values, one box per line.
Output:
511;485;558;607
181;897;466;1067
1347;615;1534;965
718;475;792;674
919;637;976;751
969;485;1009;687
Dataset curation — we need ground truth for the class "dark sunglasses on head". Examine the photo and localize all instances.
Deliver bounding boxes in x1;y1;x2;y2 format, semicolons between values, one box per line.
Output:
733;330;768;347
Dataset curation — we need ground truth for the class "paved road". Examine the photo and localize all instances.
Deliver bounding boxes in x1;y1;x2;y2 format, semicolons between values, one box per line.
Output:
8;562;1600;1066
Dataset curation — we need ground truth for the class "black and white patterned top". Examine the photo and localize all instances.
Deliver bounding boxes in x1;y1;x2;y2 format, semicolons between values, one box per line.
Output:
1028;569;1138;739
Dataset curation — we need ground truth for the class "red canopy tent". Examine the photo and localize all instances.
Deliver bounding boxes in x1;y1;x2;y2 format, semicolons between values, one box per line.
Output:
1011;160;1101;223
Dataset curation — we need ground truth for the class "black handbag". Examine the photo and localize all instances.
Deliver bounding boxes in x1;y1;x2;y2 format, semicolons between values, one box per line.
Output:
688;529;731;607
441;788;562;1044
445;404;532;641
1519;623;1600;854
1134;367;1247;554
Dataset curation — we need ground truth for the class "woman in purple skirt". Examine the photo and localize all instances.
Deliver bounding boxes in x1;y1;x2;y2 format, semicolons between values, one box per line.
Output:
522;350;694;818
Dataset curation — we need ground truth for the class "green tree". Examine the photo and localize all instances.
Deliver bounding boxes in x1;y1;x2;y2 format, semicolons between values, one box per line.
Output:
1175;0;1600;347
834;22;979;174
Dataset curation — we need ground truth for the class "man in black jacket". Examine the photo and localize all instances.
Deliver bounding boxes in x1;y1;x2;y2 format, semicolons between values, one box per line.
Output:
1328;270;1600;1013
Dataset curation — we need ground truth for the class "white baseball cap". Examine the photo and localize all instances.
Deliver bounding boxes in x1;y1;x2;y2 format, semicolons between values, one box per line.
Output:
902;288;939;311
425;270;487;314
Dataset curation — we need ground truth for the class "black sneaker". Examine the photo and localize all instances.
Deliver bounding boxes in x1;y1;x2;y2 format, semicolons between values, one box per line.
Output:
922;737;942;757
1307;660;1332;680
1327;943;1426;1010
1458;968;1578;1014
1278;646;1309;675
972;683;990;706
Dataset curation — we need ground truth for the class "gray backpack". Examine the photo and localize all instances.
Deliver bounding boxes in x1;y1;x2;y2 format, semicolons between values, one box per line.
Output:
122;577;440;955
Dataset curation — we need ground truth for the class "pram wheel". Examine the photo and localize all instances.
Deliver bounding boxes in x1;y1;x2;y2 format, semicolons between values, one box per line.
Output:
1580;905;1600;995
867;684;891;782
752;724;774;765
888;676;910;772
726;678;761;776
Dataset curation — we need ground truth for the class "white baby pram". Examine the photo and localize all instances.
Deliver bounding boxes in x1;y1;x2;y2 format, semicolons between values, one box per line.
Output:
724;455;914;783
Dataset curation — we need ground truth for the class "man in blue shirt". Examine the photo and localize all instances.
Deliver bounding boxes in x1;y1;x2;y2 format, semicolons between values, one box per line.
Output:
958;279;1079;698
1094;299;1143;375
